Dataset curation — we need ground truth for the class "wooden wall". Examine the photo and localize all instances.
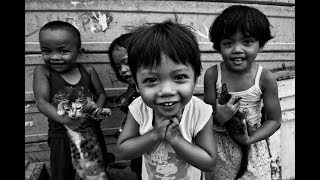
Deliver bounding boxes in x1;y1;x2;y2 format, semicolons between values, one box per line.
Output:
25;0;295;179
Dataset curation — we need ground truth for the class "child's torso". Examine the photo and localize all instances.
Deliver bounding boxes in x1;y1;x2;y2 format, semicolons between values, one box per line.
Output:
213;63;264;132
48;63;97;135
129;96;212;180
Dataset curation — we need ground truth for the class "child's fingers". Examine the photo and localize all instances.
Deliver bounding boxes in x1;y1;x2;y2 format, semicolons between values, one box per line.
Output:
242;120;248;136
227;95;239;105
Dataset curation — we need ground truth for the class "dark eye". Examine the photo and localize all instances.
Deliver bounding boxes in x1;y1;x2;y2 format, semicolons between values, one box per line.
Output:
41;50;50;54
64;108;70;111
243;40;254;45
221;40;232;47
143;78;158;84
76;107;81;110
60;50;69;54
175;74;189;81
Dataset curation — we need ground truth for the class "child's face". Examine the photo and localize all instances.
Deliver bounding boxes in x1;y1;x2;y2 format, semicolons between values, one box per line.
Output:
112;46;134;84
39;29;81;73
135;53;196;118
219;32;262;72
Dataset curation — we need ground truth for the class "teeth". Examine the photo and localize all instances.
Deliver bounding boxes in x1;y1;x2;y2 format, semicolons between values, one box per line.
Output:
163;102;174;106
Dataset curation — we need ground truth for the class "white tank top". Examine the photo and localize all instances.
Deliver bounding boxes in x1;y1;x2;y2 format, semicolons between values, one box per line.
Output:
213;63;264;132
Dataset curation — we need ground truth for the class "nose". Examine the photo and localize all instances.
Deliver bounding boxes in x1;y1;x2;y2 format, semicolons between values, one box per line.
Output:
232;42;243;54
120;65;129;74
158;81;176;97
50;53;60;60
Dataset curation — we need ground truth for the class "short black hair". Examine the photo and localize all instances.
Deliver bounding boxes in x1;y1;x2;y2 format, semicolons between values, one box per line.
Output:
127;20;202;82
108;32;133;83
39;21;81;48
209;5;274;52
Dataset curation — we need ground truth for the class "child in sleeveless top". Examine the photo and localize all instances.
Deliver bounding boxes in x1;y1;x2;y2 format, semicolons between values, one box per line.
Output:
33;21;110;180
203;5;282;180
117;20;218;180
108;32;142;180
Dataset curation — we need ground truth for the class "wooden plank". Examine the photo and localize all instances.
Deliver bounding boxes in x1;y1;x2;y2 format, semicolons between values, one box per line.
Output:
25;12;294;44
277;78;295;98
25;42;295;53
25;0;295;17
279;95;295;112
25;161;49;180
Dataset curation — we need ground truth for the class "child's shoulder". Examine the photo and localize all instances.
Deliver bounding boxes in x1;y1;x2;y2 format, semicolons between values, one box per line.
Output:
259;66;278;90
34;64;50;76
260;67;277;82
204;64;219;79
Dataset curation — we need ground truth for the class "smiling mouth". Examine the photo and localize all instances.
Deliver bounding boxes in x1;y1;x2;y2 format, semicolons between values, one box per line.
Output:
159;101;177;107
49;62;65;65
232;58;245;65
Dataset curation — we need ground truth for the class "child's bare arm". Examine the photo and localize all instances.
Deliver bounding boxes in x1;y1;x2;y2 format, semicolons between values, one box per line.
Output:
204;66;240;124
33;65;84;129
86;65;107;108
117;111;170;160
166;116;217;172
250;70;281;142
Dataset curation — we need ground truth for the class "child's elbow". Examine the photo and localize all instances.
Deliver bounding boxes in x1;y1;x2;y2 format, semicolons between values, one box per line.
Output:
200;157;217;172
116;142;131;160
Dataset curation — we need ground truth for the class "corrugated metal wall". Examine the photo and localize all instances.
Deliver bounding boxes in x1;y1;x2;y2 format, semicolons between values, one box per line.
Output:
25;0;295;179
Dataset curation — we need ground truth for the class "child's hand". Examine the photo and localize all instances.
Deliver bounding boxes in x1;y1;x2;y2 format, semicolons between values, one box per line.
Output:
64;116;86;131
215;95;241;124
153;116;171;141
165;115;182;143
230;120;251;145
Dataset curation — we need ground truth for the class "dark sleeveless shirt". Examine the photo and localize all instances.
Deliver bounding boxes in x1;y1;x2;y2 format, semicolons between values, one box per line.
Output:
48;63;97;137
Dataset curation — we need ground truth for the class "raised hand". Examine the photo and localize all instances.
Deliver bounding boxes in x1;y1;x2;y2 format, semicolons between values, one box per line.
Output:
165;116;181;143
215;95;241;124
153;116;171;141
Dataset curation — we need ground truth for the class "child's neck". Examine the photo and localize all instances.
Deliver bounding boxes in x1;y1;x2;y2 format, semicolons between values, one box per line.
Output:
59;65;81;85
221;63;258;92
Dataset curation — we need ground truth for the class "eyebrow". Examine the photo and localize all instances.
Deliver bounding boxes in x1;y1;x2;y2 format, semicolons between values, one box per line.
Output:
139;65;192;75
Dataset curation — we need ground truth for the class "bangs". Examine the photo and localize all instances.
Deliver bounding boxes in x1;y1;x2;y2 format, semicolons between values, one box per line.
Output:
129;22;197;73
222;9;260;39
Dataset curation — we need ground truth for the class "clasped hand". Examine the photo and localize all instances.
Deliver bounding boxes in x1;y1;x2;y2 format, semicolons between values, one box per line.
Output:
153;113;182;143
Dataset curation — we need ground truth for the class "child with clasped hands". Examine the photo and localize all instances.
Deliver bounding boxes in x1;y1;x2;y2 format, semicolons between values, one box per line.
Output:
117;20;217;180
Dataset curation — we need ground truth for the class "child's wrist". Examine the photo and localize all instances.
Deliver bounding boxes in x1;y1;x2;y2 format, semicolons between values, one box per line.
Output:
167;133;181;145
151;128;164;141
214;112;227;125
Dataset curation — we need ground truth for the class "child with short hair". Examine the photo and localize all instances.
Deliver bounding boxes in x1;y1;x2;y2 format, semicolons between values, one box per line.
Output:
33;20;110;180
117;20;218;180
203;5;282;180
108;32;142;180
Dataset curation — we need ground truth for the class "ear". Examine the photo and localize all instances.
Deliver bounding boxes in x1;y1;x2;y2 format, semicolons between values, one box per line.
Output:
79;48;85;54
135;84;140;93
77;48;85;59
194;77;199;88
